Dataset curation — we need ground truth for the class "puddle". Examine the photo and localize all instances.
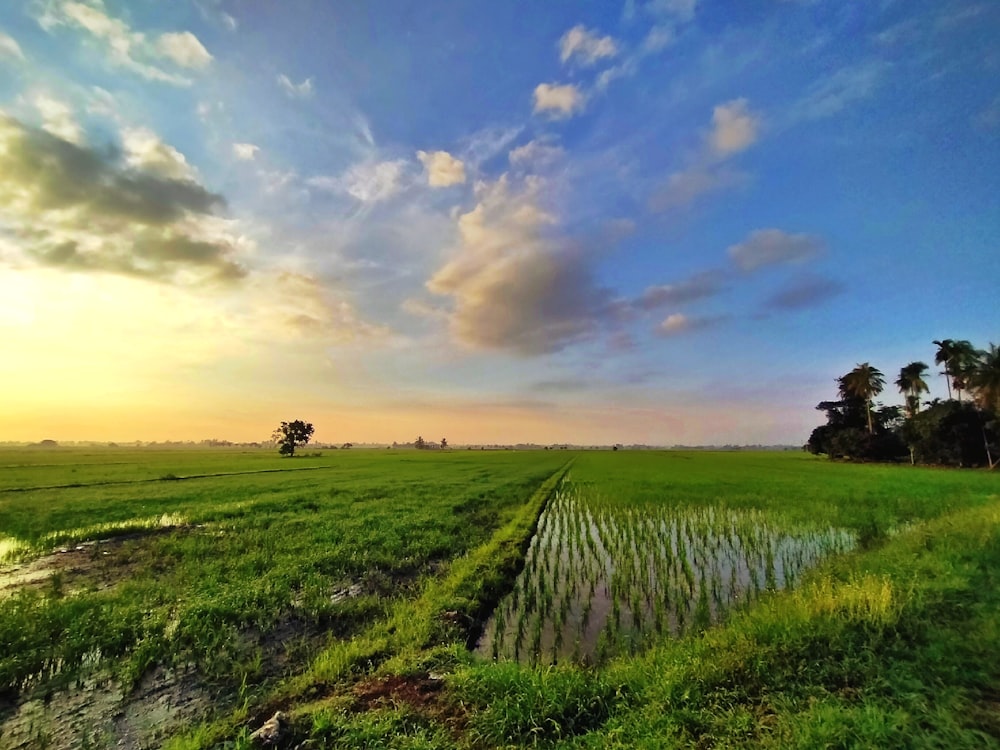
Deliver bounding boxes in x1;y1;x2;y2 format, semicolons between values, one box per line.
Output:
476;487;855;665
0;665;213;750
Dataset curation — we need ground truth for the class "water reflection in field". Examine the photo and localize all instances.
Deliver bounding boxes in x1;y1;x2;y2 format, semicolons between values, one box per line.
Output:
477;485;855;665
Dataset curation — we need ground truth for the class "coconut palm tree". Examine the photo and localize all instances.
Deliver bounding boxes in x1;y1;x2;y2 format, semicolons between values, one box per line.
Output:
933;339;957;400
950;340;979;403
838;363;885;434
895;361;930;418
934;339;978;402
968;343;1000;415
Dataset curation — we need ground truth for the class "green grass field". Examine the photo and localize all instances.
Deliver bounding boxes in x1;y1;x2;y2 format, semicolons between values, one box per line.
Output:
1;448;998;748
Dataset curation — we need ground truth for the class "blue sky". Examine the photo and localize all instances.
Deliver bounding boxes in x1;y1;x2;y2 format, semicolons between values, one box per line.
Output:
0;0;997;444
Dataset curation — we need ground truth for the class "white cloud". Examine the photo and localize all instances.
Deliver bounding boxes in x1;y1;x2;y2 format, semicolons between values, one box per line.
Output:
34;93;84;144
647;0;699;21
650;99;760;212
37;1;205;86
595;59;639;92
508;139;565;169
642;25;675;53
277;74;314;98
649;166;745;211
559;25;618;66
658;312;723;336
709;98;759;156
221;12;237;31
121;127;197;181
232;143;260;161
533;83;586;119
156;31;212;69
308;159;408;203
727;229;822;272
790;62;885;121
0;30;25;60
416;150;466;187
426;176;613;355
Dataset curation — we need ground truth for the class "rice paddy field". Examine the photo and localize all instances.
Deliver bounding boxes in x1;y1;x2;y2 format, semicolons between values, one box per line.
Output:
1;448;998;749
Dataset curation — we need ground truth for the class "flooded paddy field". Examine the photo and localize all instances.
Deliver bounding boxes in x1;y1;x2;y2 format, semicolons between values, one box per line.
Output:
477;484;855;665
2;448;998;749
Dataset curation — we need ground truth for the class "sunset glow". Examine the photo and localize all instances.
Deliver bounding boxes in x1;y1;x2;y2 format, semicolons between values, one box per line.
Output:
1;1;997;444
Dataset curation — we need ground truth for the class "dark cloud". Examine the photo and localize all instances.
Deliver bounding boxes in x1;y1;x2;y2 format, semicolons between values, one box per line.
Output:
764;275;845;310
0;115;242;283
2;116;223;223
635;269;728;310
426;177;618;356
433;246;615;355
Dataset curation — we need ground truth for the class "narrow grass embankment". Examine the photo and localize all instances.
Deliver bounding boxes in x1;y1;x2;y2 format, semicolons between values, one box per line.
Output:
453;498;1000;748
163;460;573;750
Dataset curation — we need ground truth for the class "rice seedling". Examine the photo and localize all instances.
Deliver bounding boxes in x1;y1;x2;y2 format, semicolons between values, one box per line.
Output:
477;482;856;665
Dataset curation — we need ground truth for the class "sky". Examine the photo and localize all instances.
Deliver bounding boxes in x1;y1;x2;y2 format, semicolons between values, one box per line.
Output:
0;0;997;445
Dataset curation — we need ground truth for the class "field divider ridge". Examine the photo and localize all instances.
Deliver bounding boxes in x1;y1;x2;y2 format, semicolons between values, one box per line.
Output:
0;464;339;493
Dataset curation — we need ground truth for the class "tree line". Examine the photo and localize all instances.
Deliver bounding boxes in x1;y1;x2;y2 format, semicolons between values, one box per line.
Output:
808;339;999;468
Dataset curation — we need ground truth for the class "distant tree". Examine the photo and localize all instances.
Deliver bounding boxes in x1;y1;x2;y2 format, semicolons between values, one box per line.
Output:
895;361;930;418
899;401;995;468
440;437;448;449
415;436;426;450
272;420;314;457
838;363;885;435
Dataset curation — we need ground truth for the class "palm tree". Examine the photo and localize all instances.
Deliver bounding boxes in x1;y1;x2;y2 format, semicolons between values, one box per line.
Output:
839;363;885;434
895;361;929;418
934;339;978;402
950;340;979;403
966;344;1000;470
968;343;1000;415
933;339;957;400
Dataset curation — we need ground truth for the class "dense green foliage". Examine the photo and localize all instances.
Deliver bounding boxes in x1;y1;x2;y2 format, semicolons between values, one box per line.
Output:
808;339;999;466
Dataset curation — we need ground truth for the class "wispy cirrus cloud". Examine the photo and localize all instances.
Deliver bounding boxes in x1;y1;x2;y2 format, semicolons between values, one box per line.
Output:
788;61;887;122
0;29;24;60
509;138;565;170
307;159;408;203
559;25;618;67
635;270;728;310
650;98;759;212
277;73;314;98
728;229;823;272
36;1;212;85
764;274;844;310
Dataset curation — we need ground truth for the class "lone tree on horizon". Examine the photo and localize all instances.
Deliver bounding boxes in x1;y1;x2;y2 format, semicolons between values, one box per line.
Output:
272;420;314;456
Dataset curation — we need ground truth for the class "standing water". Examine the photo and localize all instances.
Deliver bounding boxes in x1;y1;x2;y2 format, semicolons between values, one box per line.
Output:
476;485;855;665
